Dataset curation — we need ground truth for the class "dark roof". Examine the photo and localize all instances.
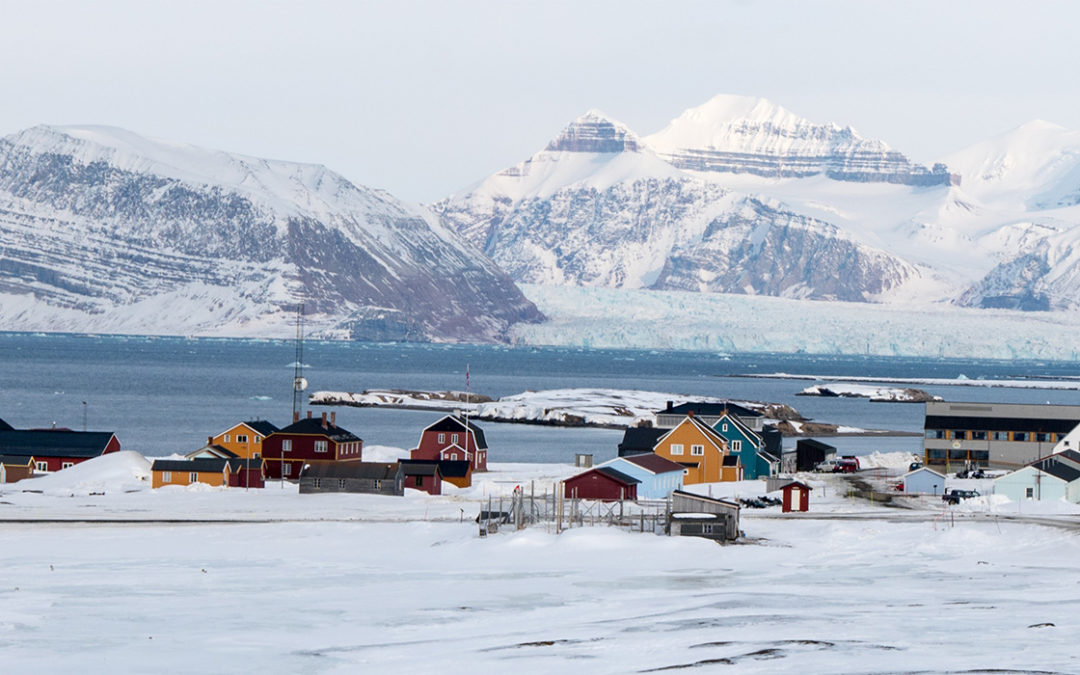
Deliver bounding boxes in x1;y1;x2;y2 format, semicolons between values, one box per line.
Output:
621;453;685;474
925;415;1078;434
151;458;229;473
0;417;13;432
225;458;264;472
399;460;441;477
0;455;34;465
1033;457;1080;483
662;401;762;418
1054;449;1080;466
243;420;279;436
722;455;740;466
671;489;740;508
436;460;472;478
274;417;362;443
424;415;488;449
593;466;641;485
779;481;813;491
300;462;400;480
0;430;116;458
796;438;836;452
618;427;667;455
187;445;239;459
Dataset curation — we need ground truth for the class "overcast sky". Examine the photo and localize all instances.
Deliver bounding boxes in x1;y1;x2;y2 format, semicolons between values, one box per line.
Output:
2;0;1077;203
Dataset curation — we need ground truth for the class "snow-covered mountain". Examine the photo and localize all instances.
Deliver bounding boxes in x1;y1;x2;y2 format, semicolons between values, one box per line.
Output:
644;94;956;186
0;125;542;340
434;110;917;302
435;95;1080;313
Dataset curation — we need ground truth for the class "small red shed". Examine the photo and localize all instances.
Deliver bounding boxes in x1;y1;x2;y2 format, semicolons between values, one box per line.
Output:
563;466;639;501
780;481;812;513
400;460;443;495
226;458;266;489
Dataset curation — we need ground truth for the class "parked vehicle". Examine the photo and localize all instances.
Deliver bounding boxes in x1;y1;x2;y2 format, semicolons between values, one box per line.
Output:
942;489;980;505
909;461;924;472
814;459;839;473
835;458;859;473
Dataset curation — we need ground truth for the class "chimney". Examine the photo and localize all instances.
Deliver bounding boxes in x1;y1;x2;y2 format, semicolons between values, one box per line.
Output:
207;436;213;445
330;411;336;427
307;410;312;419
293;411;300;423
666;401;673;412
321;412;328;429
688;410;694;418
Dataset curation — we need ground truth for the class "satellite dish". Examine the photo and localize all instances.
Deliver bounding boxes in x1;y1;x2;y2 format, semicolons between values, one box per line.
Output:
294;377;308;392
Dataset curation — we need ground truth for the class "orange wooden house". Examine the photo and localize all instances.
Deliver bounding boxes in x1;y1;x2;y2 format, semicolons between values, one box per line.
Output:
207;420;279;460
653;414;741;484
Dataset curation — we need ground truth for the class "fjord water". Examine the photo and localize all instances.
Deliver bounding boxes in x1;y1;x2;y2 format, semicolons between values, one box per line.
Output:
2;333;1079;462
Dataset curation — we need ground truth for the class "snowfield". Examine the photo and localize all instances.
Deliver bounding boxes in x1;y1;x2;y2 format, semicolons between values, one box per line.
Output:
2;454;1080;673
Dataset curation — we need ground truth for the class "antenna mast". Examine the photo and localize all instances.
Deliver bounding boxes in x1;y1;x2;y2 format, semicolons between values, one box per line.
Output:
292;303;307;421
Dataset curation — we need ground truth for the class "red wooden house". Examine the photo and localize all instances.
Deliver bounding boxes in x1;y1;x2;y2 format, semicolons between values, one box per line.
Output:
0;428;120;472
227;457;266;488
563;466;639;501
261;411;363;480
410;415;488;472
400;460;442;495
780;481;812;513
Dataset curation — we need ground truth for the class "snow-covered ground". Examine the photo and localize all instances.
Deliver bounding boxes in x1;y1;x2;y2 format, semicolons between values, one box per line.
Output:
3;453;1080;673
797;383;942;402
754;372;1080;390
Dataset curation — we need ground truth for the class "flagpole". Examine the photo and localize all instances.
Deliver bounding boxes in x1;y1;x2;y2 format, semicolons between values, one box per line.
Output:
465;364;470;467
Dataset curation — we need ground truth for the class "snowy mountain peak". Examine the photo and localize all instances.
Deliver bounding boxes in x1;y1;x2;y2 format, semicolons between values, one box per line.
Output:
545;110;641;153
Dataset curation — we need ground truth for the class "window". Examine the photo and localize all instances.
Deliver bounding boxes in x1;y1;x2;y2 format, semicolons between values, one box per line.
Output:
702;524;714;534
375;480;383;490
255;436;261;444
61;462;74;469
951;430;966;440
237;434;248;444
36;461;48;471
189;472;198;483
731;440;742;452
971;431;987;440
338;479;346;489
691;445;704;456
283;463;291;476
416;475;425;487
312;478;321;488
1013;432;1028;442
437;433;445;443
1026;487;1034;498
224;434;231;443
314;440;328;453
925;429;944;439
992;431;1009;441
253;452;260;459
162;471;172;483
1035;432;1050;442
670;444;684;455
282;439;292;453
721;423;728;432
452;433;459;444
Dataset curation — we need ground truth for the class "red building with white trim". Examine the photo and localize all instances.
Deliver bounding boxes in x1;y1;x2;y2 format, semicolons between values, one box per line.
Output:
0;428;120;472
262;411;363;480
410;415;488;472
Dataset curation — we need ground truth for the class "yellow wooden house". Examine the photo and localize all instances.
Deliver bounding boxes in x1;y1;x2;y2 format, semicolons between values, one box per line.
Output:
208;420;279;459
653;414;741;484
151;458;232;488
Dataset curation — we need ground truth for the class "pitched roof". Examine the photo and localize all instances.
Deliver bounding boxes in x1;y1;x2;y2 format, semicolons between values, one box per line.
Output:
0;455;34;466
0;417;13;431
593;466;641;485
243;420;279;436
399;460;442;477
274;417;362;443
0;430;116;458
620;453;686;475
300;462;399;480
185;445;239;459
714;411;762;444
797;438;836;452
902;466;946;479
225;458;264;472
435;460;472;478
662;401;762;418
618;427;667;455
656;415;729;453
779;481;813;491
1033;456;1080;483
151;458;230;473
423;415;488;449
671;489;740;509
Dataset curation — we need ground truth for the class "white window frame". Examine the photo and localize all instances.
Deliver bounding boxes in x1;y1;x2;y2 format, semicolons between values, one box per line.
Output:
691;444;704;456
35;461;48;472
237;434;248;444
61;462;74;469
189;472;198;483
282;439;292;453
314;440;328;453
722;423;728;432
731;440;742;452
452;433;459;444
437;433;445;443
670;443;684;455
224;434;231;443
162;471;172;483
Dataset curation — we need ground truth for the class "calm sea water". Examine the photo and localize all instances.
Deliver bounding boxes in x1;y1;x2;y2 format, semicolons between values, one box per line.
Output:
2;333;1079;463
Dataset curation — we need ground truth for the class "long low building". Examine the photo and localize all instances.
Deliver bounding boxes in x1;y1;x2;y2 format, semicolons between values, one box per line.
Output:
923;401;1080;470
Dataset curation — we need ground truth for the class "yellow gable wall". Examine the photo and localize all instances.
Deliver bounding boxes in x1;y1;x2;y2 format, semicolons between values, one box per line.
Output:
653;419;728;484
212;424;265;459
